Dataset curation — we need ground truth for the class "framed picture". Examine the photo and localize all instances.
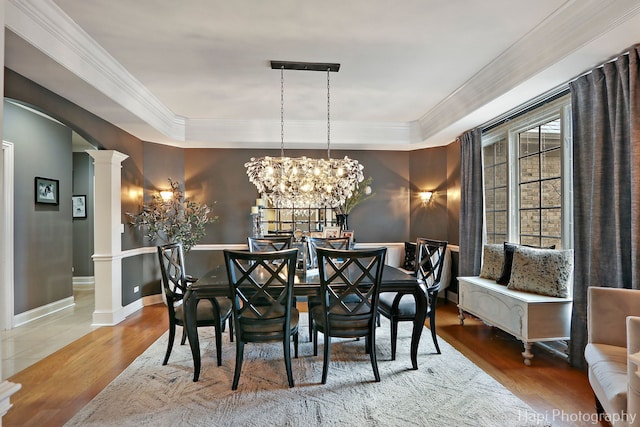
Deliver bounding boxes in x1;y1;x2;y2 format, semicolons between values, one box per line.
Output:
341;230;355;243
35;177;59;205
72;195;87;219
323;226;341;238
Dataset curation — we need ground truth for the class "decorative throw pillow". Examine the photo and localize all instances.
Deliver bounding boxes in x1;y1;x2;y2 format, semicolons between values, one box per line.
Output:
496;242;556;285
507;247;573;298
479;244;504;281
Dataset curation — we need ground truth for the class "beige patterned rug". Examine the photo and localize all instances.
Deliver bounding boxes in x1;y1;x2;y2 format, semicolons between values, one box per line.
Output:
65;314;546;426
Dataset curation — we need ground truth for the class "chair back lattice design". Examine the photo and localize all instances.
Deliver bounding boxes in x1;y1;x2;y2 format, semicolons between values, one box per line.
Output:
247;235;292;252
307;237;351;268
224;248;298;342
415;238;448;294
224;248;299;389
316;247;387;337
157;242;189;304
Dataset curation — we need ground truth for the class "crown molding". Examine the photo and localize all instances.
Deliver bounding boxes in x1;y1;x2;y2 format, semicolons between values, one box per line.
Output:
5;0;186;141
184;118;417;150
416;0;640;141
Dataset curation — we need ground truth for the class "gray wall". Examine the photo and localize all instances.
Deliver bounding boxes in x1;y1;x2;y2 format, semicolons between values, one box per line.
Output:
72;152;94;276
185;148;411;244
409;146;449;242
3;100;73;314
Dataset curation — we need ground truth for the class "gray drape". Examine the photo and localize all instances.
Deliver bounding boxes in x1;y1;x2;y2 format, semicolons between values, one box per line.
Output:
458;128;484;276
569;44;640;368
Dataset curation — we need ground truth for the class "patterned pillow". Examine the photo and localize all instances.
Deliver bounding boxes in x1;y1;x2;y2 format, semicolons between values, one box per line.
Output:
479;244;504;281
507;247;573;298
496;242;556;285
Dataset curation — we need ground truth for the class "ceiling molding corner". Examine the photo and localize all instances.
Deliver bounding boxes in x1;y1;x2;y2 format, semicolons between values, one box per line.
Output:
5;0;185;141
416;0;640;142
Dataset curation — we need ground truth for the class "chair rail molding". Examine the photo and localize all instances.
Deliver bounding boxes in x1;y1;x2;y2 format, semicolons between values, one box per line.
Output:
88;150;129;326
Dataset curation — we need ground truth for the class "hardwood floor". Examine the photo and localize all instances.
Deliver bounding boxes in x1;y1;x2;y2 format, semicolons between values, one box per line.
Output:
4;300;606;427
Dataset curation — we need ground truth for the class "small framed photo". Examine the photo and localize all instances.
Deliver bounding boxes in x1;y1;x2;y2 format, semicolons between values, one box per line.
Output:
341;230;355;243
72;195;87;219
35;177;59;205
323;226;341;238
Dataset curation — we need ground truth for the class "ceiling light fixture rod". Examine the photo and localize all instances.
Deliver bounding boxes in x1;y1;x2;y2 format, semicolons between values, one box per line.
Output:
270;60;340;73
327;68;331;159
280;66;285;157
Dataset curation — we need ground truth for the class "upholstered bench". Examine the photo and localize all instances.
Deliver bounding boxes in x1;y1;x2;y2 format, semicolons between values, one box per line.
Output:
457;243;574;365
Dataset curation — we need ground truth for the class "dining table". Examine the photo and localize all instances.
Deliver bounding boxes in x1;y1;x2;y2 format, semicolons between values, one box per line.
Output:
184;264;427;382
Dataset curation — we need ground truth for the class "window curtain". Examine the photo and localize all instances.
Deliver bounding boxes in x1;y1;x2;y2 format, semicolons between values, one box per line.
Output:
458;128;484;276
569;44;640;368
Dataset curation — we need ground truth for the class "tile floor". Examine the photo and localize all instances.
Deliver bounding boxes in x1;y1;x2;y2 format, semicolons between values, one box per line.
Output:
1;288;96;380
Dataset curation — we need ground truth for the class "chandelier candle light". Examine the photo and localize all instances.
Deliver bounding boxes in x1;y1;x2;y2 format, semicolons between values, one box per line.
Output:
245;61;364;209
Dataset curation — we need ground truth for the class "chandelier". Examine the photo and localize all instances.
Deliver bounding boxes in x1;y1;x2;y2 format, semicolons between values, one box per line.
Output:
245;61;364;209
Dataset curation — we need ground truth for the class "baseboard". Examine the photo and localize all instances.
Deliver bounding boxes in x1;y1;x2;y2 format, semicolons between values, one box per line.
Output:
445;290;458;304
122;299;144;319
142;294;164;306
13;296;75;327
73;276;95;291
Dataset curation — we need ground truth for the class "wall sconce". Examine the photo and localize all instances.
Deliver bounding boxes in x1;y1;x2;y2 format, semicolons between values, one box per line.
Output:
418;191;434;206
159;190;173;201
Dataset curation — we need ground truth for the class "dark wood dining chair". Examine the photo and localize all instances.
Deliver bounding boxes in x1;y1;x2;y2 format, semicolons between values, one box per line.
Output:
247;235;292;252
377;238;448;359
157;242;233;367
306;237;352;340
223;248;299;389
311;247;387;384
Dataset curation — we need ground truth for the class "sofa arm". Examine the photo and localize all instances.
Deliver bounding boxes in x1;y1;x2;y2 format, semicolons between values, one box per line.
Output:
588;287;640;347
628;316;640;427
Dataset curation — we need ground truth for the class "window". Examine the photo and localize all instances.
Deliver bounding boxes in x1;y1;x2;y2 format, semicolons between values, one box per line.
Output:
482;95;573;249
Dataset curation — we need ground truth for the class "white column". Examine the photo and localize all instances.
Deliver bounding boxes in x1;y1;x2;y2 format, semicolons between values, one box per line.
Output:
0;4;22;425
88;150;129;326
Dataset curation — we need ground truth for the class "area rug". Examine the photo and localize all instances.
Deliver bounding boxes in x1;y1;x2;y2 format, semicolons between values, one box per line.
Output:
65;315;546;426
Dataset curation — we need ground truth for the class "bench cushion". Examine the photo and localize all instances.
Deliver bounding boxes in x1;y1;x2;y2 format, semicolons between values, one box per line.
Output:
585;343;628;416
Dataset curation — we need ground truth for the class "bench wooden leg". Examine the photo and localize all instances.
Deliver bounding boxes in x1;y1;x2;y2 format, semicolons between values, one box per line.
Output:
458;308;466;325
521;342;534;365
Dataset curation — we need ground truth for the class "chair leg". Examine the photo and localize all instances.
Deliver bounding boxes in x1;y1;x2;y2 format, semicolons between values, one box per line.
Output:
232;340;245;390
163;321;176;365
429;308;441;354
228;316;234;342
390;317;398;361
180;327;187;345
284;335;295;388
321;334;331;384
215;319;223;366
294;331;299;359
308;310;314;342
369;331;380;382
313;326;319;356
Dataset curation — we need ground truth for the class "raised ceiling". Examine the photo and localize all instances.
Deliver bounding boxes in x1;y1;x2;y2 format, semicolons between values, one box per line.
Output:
5;0;640;150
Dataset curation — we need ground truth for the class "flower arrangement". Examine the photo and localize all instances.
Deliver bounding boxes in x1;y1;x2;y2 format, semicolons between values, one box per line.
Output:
334;176;375;215
127;178;217;252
